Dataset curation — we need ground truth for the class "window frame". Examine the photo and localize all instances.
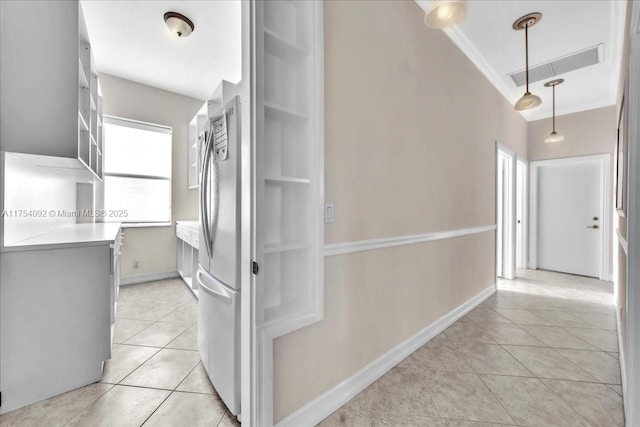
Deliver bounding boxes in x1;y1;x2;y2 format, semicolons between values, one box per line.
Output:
102;115;173;225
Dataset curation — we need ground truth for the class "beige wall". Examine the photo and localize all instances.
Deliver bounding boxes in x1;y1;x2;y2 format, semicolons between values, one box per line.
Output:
527;106;617;161
99;74;202;279
273;0;528;421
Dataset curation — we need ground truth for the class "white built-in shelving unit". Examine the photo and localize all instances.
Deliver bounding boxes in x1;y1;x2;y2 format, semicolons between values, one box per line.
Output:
251;2;324;423
256;0;324;334
0;0;103;182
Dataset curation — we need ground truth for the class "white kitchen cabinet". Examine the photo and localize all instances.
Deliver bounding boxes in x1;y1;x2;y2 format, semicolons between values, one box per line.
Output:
176;221;200;297
0;223;122;415
0;0;103;182
187;105;208;190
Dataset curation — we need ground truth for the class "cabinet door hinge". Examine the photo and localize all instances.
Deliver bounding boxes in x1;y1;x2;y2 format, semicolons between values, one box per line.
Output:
252;261;259;275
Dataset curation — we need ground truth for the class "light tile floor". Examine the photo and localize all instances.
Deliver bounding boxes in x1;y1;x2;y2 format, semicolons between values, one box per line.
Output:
319;269;625;427
0;278;240;427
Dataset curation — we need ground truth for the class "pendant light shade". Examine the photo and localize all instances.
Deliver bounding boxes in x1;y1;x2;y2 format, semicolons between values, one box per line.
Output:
424;1;467;29
545;131;565;144
513;13;542;111
544;79;565;143
515;92;542;111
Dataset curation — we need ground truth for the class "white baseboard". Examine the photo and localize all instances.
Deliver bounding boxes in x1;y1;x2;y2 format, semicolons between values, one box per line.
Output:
120;271;179;286
276;283;497;427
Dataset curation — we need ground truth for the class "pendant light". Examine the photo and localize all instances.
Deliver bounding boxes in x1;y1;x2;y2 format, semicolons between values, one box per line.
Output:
513;13;542;111
544;79;565;143
164;12;194;38
424;1;467;29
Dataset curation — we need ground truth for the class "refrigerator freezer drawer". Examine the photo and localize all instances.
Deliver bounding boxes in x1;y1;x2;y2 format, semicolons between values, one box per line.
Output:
197;268;240;415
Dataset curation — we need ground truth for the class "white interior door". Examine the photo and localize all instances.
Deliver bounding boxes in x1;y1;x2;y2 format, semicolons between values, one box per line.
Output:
516;159;527;269
497;144;515;280
536;159;603;277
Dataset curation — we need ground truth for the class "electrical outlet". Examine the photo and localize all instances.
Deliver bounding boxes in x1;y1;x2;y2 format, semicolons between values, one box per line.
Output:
133;261;139;269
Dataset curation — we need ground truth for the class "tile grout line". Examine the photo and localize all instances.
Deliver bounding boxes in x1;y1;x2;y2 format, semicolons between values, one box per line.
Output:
534;377;597;427
139;390;174;427
58;383;116;427
474;374;519;425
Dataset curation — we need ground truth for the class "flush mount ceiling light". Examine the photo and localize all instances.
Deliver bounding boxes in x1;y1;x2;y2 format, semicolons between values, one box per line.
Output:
424;1;467;29
164;12;194;38
544;78;565;143
513;13;542;111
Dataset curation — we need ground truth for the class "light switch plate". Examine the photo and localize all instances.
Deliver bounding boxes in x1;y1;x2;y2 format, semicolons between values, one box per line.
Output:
325;203;334;223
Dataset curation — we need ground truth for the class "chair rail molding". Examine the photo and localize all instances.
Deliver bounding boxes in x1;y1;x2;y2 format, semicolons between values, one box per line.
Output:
324;225;497;257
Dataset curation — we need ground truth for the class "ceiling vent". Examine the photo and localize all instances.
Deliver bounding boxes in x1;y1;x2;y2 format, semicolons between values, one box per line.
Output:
508;44;604;87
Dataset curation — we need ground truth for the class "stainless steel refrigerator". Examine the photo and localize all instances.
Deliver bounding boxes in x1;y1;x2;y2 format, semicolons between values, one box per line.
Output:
197;96;241;416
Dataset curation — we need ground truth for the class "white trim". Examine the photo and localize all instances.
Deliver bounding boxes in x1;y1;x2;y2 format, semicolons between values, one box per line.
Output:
617;228;628;255
617;304;627;402
324;225;496;257
624;5;640;423
528;154;612;280
440;24;515;113
276;284;496;427
413;2;625;123
496;143;516;280
120;222;172;228
516;156;529;270
528;160;539;270
239;1;255;425
119;270;179;286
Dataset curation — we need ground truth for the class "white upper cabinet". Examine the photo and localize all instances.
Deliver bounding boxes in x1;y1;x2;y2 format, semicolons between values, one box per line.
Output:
0;0;103;182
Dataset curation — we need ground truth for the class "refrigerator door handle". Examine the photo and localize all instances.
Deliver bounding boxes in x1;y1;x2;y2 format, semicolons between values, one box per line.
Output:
197;270;232;304
200;128;213;259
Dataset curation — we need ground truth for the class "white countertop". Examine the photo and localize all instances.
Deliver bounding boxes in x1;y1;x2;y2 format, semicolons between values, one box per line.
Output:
2;223;122;252
176;220;199;231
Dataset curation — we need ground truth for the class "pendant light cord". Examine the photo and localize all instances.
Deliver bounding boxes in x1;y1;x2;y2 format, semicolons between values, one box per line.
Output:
525;22;530;93
552;86;556;132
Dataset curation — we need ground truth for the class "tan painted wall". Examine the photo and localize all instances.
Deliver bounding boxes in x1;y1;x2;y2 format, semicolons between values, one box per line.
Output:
99;74;202;279
273;0;528;421
527;106;617;161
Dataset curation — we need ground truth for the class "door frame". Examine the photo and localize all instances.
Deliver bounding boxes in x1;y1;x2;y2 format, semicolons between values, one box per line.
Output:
528;154;611;280
240;1;255;425
516;156;528;270
496;143;516;280
624;2;640;423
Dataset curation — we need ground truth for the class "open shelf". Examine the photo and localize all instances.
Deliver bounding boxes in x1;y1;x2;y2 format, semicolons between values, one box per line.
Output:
78;60;89;88
265;102;308;122
265;176;310;184
264;241;310;253
78;111;89;131
264;27;307;60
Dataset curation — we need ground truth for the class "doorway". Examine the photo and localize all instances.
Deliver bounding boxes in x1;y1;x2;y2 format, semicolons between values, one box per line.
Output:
529;154;611;280
516;157;528;269
496;144;516;280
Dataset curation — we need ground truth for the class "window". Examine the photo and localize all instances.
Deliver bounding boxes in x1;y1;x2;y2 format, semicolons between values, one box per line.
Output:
103;116;172;224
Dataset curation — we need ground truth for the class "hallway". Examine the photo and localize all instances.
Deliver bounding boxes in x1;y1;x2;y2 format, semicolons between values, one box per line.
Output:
319;269;624;426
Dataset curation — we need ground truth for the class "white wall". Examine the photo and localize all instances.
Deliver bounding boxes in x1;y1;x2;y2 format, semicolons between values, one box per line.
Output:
98;73;203;280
